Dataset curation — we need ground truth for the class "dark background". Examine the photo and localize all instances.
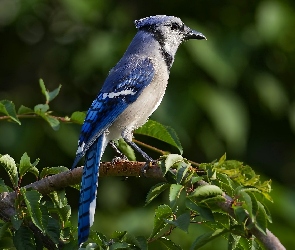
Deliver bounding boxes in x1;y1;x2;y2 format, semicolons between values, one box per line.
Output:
0;0;295;248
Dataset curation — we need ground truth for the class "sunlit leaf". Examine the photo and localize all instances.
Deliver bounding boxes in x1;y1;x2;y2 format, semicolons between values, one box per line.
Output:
18;105;33;115
39;79;50;103
20;188;44;232
48;84;62;102
70;111;86;124
146;183;170;205
0;154;18;188
40;166;68;179
149;205;173;239
135;120;183;154
0;100;21;124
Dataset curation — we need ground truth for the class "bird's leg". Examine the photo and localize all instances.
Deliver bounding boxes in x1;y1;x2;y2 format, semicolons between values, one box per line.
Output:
109;140;128;161
121;132;155;174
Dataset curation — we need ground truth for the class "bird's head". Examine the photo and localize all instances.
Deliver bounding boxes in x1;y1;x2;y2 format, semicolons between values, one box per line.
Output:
135;15;206;58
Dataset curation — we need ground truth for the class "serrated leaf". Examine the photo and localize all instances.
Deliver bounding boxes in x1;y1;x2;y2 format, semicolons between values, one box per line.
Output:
146;183;170;205
176;162;190;184
45;216;60;244
166;212;190;232
233;206;247;223
34;104;49;113
190;228;230;250
255;201;267;235
158;237;182;250
189;185;223;201
13;226;35;250
228;233;241;250
150;204;173;239
70;111;86;124
39;79;50;103
0;100;21;124
48;84;62;102
247;192;258;223
169;184;184;210
19;152;32;178
124;234;147;250
161;154;183;175
135;120;183;154
186;199;215;222
40;166;68;179
0;154;18;188
239;191;253;220
112;230;127;240
18;105;34;115
20;189;44;232
191;176;203;184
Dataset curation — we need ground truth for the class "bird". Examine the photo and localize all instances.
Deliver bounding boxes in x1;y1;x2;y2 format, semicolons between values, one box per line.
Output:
72;15;206;246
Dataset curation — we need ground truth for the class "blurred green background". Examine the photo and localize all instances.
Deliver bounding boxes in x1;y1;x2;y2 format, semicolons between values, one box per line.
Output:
0;0;295;248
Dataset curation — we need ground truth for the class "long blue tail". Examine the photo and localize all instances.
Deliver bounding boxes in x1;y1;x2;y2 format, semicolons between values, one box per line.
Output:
78;134;105;246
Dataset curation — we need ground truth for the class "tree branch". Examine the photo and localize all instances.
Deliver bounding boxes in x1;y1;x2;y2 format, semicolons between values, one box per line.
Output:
0;161;285;250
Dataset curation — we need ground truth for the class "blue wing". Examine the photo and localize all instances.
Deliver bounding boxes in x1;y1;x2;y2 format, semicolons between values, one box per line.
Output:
72;57;155;169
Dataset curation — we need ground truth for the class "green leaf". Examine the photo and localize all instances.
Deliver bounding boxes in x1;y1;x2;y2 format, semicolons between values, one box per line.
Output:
70;111;86;124
19;152;32;178
176;162;190;184
157;237;182;250
13;226;35;250
45;216;60;244
116;138;136;161
20;188;44;232
112;230;127;240
190;228;230;250
110;242;130;249
45;116;60;131
247;192;258;223
233;206;247;223
34;104;49;113
228;233;241;250
166;212;190;232
0;154;18;188
40;166;69;179
239;191;253;220
186;199;215;222
0;100;21;124
18;105;34;115
11;214;23;230
161;154;183;175
150;204;173;239
146;183;170;205
189;185;223;201
48;84;62;102
135;120;183;154
39;79;50;103
0;222;10;240
169;184;184;210
125;235;147;250
255;201;267;234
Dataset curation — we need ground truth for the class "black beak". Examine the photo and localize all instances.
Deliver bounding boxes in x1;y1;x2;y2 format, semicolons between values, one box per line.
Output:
185;27;206;40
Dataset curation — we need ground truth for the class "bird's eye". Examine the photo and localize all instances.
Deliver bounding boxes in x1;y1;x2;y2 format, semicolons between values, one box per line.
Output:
171;22;180;30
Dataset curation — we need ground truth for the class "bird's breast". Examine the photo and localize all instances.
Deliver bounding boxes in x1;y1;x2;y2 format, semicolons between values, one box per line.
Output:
107;58;169;141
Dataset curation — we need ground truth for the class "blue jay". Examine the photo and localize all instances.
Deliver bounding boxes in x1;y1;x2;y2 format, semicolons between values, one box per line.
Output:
72;15;206;246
